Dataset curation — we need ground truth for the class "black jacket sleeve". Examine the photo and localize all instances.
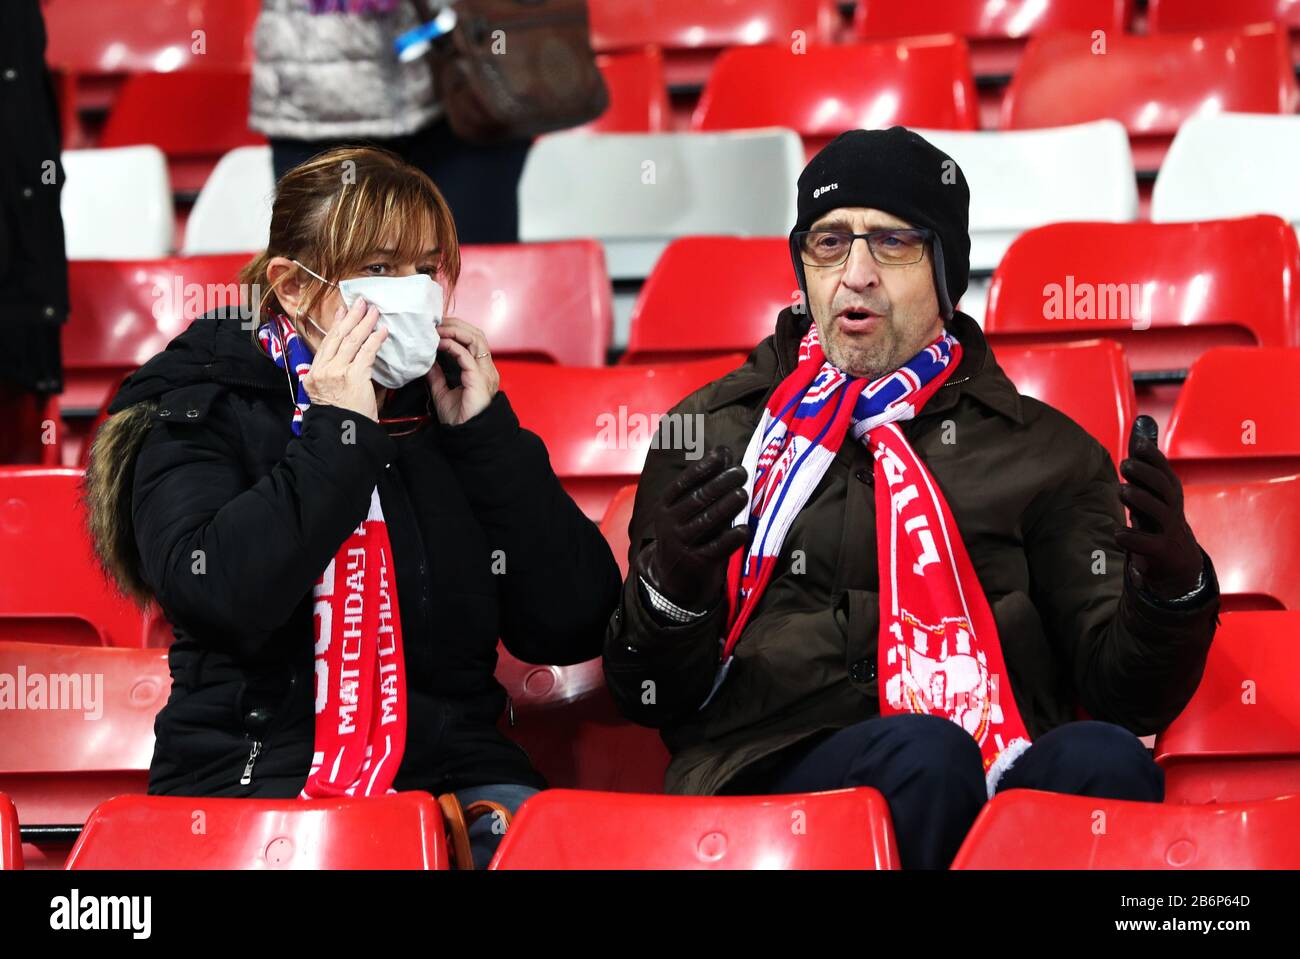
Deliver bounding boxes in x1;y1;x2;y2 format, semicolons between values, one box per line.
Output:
1025;438;1220;736
436;390;621;666
131;393;397;659
602;395;728;728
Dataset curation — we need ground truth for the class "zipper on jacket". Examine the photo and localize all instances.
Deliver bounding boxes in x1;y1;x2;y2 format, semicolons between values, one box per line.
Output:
240;739;263;786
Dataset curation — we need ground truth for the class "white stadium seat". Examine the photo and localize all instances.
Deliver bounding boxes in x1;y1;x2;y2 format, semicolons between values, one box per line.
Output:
518;128;803;282
183;145;275;255
61;146;174;260
912;122;1139;325
1152;113;1300;229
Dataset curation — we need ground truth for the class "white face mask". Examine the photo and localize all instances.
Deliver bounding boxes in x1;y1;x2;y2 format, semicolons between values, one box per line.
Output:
293;260;444;389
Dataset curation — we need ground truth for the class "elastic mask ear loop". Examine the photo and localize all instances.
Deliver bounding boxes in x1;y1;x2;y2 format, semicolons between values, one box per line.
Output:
281;259;338;408
290;259;338;336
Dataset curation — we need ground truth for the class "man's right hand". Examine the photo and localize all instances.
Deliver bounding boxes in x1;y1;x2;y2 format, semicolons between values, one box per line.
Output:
641;446;751;614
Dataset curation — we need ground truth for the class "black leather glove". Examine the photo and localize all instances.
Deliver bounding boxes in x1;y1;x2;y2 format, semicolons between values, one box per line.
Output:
639;446;751;613
1115;415;1206;601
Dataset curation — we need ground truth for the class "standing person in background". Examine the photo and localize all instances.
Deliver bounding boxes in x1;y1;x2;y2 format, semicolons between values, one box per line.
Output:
250;0;530;244
0;0;68;432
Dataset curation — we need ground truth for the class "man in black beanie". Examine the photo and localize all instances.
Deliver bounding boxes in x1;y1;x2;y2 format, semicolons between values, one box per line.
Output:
603;127;1220;869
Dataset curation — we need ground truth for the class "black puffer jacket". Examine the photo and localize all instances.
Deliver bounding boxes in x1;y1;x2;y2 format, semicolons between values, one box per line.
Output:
0;0;68;393
93;309;621;797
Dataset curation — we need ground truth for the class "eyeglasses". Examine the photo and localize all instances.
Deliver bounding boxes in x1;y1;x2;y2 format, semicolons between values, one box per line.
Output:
793;228;933;269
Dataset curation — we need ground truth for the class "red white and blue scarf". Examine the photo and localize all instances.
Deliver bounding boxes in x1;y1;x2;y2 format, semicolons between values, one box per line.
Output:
257;315;408;798
723;322;1032;795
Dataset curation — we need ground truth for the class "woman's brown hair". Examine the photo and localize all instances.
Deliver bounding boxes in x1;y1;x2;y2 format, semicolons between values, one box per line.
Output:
240;145;461;343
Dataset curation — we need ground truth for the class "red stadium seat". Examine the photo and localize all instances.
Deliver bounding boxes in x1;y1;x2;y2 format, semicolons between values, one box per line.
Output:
494;355;745;520
691;38;979;156
952;789;1300;868
62;254;252;416
854;0;1133;81
1151;0;1300;30
1150;0;1300;67
491;488;670;795
44;0;260;121
578;48;671;133
0;793;20;870
1155;611;1300;804
454;241;613;366
622;237;797;365
600;484;637;578
0;387;62;467
65;792;449;869
588;0;839;88
1002;24;1299;173
99;70;267;196
494;644;671;794
0;469;167;648
984;216;1300;427
1183;475;1300;611
993;340;1136;471
0;642;168;833
490;787;900;869
1164;348;1300;484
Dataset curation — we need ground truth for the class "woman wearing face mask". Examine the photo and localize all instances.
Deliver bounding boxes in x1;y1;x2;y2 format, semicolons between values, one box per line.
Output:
83;146;622;868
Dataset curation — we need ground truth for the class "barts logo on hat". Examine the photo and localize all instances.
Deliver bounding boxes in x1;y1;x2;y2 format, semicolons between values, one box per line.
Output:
812;182;839;199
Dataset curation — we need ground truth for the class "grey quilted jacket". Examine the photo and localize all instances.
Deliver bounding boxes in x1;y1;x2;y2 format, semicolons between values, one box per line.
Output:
250;0;445;140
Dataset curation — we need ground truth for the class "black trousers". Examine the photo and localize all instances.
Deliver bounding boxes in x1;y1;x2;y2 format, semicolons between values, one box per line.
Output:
268;117;531;245
759;714;1164;869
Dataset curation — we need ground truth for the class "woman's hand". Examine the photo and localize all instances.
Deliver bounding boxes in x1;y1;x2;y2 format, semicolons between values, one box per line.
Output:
427;316;500;426
300;297;388;423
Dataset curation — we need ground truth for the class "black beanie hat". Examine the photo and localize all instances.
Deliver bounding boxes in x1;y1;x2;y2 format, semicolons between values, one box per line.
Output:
790;127;971;318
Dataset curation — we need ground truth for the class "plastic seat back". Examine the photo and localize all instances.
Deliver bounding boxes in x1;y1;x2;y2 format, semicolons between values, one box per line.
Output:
1149;0;1300;35
0;390;61;466
65;792;448;869
994;340;1135;470
623;236;797;365
984;216;1300;375
912;123;1138;274
0;793;20;870
692;38;978;156
494;355;745;520
0;641;169;830
183;146;275;256
45;0;259;75
1003;24;1299;173
1152;113;1300;228
1156;611;1300;803
99;70;267;195
579;47;671;133
1183;475;1300;611
1165;347;1300;484
61;147;174;260
454;241;612;365
490;787;900;869
854;0;1132;80
62;253;252;415
519;129;803;281
588;0;838;87
952;789;1300;868
0;468;165;648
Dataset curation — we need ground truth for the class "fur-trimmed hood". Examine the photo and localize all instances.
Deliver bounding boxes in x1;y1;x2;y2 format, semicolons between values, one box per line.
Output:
83;310;287;605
